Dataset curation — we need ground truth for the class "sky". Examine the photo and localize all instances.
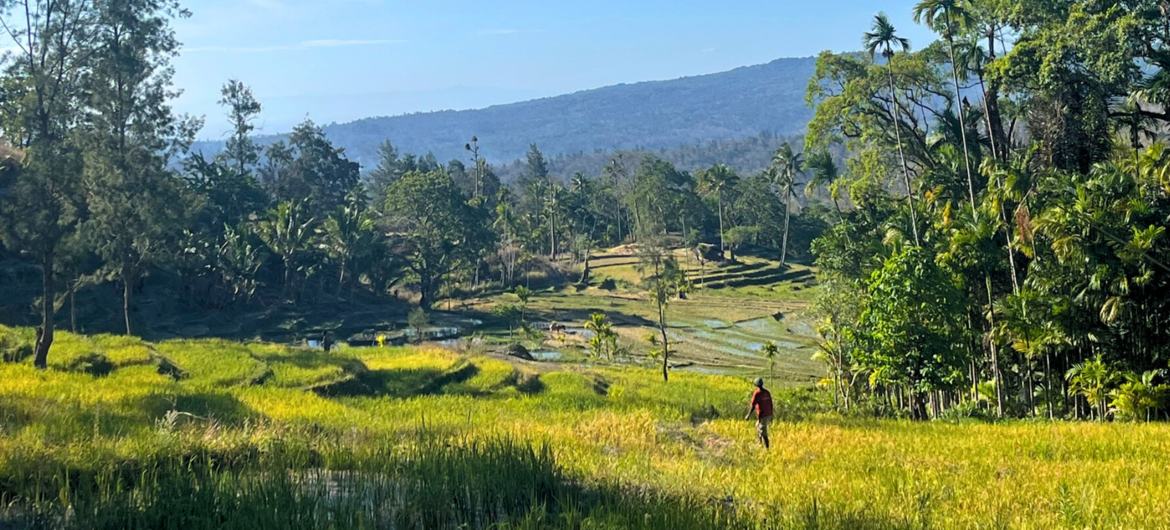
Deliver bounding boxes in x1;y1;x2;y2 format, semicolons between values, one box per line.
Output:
174;0;935;139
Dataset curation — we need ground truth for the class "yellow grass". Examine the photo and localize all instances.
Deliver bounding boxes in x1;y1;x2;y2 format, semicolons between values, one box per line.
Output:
0;327;1168;528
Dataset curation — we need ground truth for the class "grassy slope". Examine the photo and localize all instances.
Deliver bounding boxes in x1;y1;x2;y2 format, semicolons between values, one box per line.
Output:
1;325;1168;529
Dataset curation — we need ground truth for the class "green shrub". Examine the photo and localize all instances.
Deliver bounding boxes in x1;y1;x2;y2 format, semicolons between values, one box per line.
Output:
64;352;115;377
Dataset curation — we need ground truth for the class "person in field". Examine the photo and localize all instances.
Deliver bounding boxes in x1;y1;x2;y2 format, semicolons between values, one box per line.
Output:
746;377;774;449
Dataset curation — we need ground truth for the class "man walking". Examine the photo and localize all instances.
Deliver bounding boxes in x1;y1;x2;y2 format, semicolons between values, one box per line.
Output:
746;377;774;449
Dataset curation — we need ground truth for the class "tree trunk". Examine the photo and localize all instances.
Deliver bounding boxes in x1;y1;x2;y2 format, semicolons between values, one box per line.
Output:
33;252;55;369
944;20;978;218
984;29;1008;160
886;65;921;245
660;314;670;383
122;268;133;336
985;276;1005;417
781;185;792;266
69;280;77;333
717;196;725;255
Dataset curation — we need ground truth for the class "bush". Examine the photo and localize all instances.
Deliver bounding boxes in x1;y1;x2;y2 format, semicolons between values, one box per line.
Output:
65;352;115;377
1;334;33;363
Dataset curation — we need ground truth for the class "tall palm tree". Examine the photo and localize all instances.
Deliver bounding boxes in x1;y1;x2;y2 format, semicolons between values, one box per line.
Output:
914;0;980;221
864;13;921;245
770;143;803;267
697;164;739;257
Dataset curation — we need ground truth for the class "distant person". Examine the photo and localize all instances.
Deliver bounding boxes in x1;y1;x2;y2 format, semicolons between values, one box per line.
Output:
322;332;333;353
745;377;774;449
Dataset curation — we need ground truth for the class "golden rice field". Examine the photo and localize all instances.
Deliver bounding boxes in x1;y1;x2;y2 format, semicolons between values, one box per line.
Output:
0;324;1167;529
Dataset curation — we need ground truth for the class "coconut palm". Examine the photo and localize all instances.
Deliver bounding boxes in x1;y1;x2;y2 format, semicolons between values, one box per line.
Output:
914;0;980;221
864;13;920;245
769;143;803;267
697;164;739;257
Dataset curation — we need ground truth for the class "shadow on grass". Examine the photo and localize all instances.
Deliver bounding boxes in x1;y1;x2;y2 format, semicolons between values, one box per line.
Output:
0;435;915;530
312;362;482;399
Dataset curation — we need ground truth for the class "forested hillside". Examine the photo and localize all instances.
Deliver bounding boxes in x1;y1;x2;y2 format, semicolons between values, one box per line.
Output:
195;57;817;168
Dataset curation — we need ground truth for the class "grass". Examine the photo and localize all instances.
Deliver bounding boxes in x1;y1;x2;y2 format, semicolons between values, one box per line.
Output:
1;325;1169;528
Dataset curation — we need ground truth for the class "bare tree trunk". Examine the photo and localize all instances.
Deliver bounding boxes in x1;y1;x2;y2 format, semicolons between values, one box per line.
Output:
944;19;978;218
986;277;1005;417
886;67;921;245
717;196;725;255
33;252;55;369
69;279;77;333
123;268;133;336
781;185;792;266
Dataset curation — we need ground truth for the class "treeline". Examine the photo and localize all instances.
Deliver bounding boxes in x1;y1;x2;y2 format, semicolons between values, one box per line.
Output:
0;0;823;368
494;131;807;183
806;0;1170;421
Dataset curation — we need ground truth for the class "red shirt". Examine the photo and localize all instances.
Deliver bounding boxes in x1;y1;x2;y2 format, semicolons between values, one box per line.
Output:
751;388;774;419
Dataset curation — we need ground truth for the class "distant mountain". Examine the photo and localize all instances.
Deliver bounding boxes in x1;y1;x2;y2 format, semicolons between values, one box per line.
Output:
195;56;818;170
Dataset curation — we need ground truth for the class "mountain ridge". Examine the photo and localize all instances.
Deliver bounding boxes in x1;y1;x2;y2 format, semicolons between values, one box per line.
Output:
195;56;820;170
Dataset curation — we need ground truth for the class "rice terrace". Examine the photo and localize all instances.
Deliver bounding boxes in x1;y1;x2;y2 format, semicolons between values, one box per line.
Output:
2;0;1170;528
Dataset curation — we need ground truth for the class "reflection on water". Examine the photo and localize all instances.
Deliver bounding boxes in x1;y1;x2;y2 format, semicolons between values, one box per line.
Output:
530;350;563;361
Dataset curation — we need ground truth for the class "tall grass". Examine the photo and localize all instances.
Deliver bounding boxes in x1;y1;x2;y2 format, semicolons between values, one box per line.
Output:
1;326;1169;528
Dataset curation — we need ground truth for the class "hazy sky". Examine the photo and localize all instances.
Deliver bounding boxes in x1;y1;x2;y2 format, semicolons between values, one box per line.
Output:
174;0;934;139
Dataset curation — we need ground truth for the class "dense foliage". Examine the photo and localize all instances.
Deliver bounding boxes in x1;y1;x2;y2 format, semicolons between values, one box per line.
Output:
0;0;823;367
806;0;1170;420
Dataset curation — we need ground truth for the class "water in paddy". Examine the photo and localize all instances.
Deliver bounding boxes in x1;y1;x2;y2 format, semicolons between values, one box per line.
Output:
530;350;563;361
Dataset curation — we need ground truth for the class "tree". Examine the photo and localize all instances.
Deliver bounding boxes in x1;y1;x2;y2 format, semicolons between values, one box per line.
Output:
762;341;778;378
864;13;921;245
257;199;316;300
384;170;491;309
408;307;429;343
513;286;531;329
1066;355;1116;421
262;120;360;217
769;143;803;266
0;0;97;366
81;0;191;335
914;0;979;217
367;140;404;200
856;246;966;420
217;79;262;176
584;312;618;360
697;164;739;256
318;191;377;298
637;239;684;382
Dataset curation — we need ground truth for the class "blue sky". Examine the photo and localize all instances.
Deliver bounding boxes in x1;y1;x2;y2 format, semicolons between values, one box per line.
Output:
174;0;934;139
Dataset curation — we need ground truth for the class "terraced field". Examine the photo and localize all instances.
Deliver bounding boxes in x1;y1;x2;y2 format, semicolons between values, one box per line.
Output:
464;248;823;382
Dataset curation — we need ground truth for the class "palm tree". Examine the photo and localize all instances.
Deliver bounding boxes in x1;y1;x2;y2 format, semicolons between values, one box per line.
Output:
318;193;376;298
914;0;979;221
804;150;845;215
769;143;803;267
762;341;778;378
584;312;616;359
1067;354;1117;420
697;164;739;257
864;13;920;245
257;199;316;300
